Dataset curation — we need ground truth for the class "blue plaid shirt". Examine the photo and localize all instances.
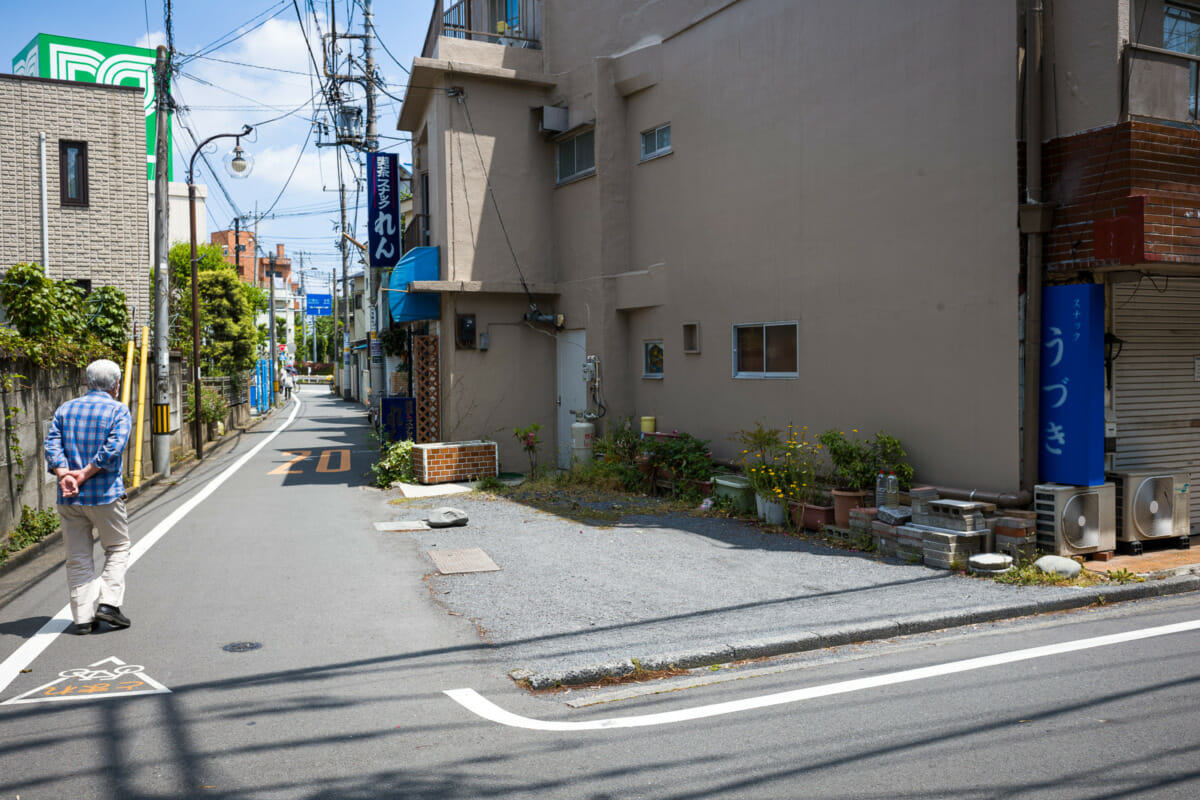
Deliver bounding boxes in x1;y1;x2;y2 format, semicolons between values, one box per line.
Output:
44;390;132;506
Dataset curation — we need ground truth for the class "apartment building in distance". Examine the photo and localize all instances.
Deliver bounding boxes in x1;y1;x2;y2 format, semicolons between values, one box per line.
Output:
394;0;1200;530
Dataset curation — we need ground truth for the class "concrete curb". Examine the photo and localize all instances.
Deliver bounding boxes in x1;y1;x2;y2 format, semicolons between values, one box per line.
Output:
519;574;1200;690
0;407;278;580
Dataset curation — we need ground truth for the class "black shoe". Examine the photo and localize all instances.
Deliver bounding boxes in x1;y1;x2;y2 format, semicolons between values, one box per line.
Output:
73;621;97;635
96;604;131;629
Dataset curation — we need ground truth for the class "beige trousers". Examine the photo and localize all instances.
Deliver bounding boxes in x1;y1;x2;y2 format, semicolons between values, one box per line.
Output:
58;499;129;625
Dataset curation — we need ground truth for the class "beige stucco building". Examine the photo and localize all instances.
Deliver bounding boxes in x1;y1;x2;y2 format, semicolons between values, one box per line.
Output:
395;0;1200;529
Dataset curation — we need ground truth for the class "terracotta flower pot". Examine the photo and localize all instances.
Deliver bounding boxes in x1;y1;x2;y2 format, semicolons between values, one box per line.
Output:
803;502;835;531
831;489;868;528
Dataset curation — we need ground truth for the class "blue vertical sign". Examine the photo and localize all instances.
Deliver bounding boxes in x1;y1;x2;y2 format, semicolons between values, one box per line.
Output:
368;152;401;269
1040;284;1105;486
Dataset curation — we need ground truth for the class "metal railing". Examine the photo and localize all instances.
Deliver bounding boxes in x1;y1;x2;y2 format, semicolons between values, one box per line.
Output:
200;375;250;407
438;0;541;50
403;213;430;254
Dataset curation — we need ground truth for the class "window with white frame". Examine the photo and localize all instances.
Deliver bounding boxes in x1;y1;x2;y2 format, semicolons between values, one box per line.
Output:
732;322;798;378
643;340;664;378
556;129;595;184
640;123;671;161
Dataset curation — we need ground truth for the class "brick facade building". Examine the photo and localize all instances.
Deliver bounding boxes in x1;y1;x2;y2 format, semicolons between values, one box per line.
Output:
0;73;149;323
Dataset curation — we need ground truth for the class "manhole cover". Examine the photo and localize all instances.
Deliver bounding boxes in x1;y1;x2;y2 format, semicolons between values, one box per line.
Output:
222;642;262;653
427;548;500;574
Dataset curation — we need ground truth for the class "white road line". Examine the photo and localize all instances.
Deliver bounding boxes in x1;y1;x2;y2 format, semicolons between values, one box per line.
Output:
445;617;1200;731
0;399;302;697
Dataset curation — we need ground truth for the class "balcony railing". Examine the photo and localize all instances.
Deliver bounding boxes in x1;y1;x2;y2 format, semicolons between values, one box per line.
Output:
1125;42;1200;122
422;0;541;56
403;214;430;255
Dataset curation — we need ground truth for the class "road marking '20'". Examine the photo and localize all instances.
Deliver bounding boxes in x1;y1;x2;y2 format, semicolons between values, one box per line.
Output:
268;449;350;475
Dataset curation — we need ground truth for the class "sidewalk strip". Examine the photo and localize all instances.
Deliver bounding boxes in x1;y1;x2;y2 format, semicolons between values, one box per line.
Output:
0;398;302;697
444;617;1200;731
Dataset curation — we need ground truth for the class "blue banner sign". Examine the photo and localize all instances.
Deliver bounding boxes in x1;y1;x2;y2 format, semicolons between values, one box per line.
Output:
368;152;401;269
381;397;416;443
306;293;332;316
1039;283;1104;486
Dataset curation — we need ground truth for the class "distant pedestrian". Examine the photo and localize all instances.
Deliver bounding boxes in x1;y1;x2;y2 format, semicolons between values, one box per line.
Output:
281;369;294;401
44;359;133;635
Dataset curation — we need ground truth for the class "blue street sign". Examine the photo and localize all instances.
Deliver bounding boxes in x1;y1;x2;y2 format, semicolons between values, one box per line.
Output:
381;397;416;442
306;293;332;316
1039;283;1104;486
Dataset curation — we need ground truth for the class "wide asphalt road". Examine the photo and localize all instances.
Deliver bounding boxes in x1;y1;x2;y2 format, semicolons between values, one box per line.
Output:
1;386;1198;798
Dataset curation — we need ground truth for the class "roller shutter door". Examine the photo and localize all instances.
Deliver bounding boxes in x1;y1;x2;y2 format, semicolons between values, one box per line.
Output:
1112;277;1200;530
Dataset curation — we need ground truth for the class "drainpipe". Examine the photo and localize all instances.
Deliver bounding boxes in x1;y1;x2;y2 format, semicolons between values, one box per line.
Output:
1020;0;1045;502
932;485;1028;509
39;132;49;270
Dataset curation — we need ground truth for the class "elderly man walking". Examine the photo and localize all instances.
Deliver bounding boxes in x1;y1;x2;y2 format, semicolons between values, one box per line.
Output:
44;359;133;635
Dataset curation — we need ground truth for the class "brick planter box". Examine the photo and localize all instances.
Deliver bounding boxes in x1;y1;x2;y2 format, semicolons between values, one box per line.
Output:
412;441;499;485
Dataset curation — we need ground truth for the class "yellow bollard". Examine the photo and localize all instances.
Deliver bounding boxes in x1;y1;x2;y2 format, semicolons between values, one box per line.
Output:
132;326;150;489
120;340;135;406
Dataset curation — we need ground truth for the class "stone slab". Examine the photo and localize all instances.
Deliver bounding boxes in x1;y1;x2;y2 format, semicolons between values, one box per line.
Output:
427;547;501;574
374;520;431;532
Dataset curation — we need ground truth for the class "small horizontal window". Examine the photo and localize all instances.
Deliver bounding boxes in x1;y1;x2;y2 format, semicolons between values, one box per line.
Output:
557;129;595;184
733;322;797;378
640;123;671;161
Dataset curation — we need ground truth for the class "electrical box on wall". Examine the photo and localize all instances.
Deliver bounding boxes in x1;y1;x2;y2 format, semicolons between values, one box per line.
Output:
456;314;476;349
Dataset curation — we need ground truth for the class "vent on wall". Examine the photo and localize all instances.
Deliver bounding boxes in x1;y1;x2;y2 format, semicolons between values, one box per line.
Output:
682;322;700;353
540;106;569;134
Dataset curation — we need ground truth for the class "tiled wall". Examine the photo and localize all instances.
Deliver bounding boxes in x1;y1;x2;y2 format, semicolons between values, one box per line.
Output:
0;75;149;320
412;440;498;484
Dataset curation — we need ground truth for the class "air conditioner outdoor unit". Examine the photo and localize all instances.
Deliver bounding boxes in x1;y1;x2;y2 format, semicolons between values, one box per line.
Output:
1034;483;1116;557
1106;470;1191;551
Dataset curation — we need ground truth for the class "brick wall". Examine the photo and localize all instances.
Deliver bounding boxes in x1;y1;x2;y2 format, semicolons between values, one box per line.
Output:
1042;120;1200;272
0;74;149;321
412;440;498;484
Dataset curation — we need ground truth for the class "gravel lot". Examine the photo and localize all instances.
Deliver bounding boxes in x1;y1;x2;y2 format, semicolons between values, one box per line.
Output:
382;492;1090;685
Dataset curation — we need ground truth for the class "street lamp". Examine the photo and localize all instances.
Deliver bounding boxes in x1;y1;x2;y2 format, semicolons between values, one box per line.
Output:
188;125;253;461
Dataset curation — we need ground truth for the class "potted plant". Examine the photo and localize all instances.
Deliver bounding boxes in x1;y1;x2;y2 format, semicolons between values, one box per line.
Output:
734;422;788;524
644;431;714;496
798;489;835;531
816;428;914;527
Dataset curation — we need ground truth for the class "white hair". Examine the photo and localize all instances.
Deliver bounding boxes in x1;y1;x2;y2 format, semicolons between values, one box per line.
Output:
86;359;122;392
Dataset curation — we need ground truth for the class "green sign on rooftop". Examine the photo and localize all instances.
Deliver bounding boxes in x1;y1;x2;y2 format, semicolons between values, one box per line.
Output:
13;33;172;180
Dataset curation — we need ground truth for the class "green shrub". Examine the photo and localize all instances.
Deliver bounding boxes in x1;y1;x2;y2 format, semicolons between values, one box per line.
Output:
373;439;415;487
0;505;60;566
184;384;228;425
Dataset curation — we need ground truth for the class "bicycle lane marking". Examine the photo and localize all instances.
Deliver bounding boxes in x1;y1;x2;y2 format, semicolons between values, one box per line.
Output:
444;617;1200;731
0;397;302;697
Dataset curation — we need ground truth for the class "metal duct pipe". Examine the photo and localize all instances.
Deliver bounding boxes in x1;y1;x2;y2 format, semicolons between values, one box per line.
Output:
39;132;49;270
931;485;1032;509
1021;0;1045;498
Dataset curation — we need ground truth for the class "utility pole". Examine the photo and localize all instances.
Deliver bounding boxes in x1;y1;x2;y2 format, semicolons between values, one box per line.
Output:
268;252;277;403
340;180;351;399
151;45;172;476
363;0;385;413
234;216;242;278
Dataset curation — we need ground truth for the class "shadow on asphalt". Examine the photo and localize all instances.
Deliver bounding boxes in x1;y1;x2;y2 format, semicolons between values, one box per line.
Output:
2;635;1198;798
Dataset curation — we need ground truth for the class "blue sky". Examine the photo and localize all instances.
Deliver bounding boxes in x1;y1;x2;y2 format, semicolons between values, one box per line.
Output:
0;0;431;284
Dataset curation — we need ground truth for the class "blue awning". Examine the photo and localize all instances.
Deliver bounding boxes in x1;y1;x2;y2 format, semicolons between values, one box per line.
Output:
389;246;441;323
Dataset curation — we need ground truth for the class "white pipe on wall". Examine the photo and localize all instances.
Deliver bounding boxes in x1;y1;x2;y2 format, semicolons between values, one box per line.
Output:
38;132;49;270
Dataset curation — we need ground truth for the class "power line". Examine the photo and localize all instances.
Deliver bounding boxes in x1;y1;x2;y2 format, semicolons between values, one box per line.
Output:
184;53;312;76
179;1;291;64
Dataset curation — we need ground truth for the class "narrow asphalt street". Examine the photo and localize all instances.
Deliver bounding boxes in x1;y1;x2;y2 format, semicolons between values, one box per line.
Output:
1;386;1199;799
